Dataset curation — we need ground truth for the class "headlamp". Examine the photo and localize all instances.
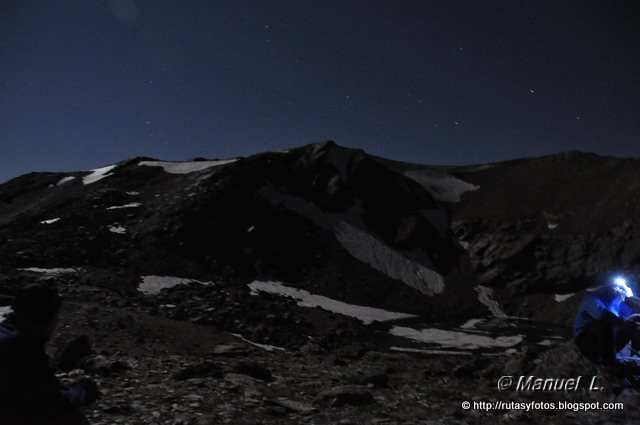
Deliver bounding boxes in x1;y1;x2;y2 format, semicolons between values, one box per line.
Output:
614;277;634;298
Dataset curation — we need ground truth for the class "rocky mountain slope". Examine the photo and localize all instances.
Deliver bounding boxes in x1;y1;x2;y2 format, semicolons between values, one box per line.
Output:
0;142;481;322
384;151;640;324
2;142;639;424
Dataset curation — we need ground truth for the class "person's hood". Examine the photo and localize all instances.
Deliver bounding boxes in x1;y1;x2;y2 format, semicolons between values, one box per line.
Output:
0;315;48;343
0;317;19;341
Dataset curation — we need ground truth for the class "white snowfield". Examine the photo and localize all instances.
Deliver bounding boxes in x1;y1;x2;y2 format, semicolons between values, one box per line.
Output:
83;165;116;185
0;306;13;321
138;275;214;295
389;346;472;356
139;159;237;174
260;186;445;296
248;280;417;324
390;326;523;349
56;176;76;186
554;293;575;302
474;285;508;318
108;225;127;234
334;222;445;296
460;318;484;329
106;202;141;210
403;170;479;203
40;218;60;224
18;267;79;275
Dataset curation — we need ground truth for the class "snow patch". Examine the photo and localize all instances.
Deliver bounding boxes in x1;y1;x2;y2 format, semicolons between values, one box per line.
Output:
543;212;560;230
403;170;479;203
389;346;472;356
537;339;554;346
126;191;140;196
460;319;484;330
248;280;417;324
40;218;60;225
139;159;237;174
0;306;13;321
83;165;116;185
106;202;141;210
230;333;286;352
554;293;575;302
19;268;79;275
260;187;445;296
56;176;76;186
474;286;508;318
334;222;445;296
458;240;471;250
108;225;127;234
390;326;523;349
139;275;214;295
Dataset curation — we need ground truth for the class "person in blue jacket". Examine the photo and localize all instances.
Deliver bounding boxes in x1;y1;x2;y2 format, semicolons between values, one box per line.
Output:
574;277;640;366
0;284;98;425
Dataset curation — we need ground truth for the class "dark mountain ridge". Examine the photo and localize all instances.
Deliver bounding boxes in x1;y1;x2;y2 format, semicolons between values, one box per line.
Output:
2;142;639;424
2;143;638;329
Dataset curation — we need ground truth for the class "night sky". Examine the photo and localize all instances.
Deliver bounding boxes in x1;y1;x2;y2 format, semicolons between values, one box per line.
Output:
1;1;639;183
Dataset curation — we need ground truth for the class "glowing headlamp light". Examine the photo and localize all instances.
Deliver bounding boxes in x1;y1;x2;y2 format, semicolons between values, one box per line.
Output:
614;277;634;298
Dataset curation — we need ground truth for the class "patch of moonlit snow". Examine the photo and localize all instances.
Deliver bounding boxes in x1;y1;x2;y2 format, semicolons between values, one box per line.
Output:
106;202;141;210
389;346;472;356
108;225;127;234
248;281;417;324
19;268;78;275
260;187;445;296
139;159;237;174
389;326;523;349
335;222;445;295
457;240;470;250
474;286;508;318
138;275;214;295
230;333;286;352
126;191;140;196
56;176;76;186
554;293;575;302
543;212;559;230
460;319;484;329
0;306;13;321
40;218;60;225
83;165;116;185
403;170;479;203
537;339;554;346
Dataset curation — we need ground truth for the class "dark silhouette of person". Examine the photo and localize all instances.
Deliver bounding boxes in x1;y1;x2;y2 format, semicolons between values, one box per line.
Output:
574;280;640;366
0;284;98;425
